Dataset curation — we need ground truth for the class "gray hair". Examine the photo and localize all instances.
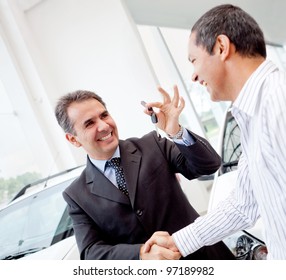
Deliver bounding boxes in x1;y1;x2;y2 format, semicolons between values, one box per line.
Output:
55;90;106;134
191;4;266;58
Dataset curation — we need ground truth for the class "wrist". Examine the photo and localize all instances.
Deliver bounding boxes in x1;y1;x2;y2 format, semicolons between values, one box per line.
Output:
167;125;183;140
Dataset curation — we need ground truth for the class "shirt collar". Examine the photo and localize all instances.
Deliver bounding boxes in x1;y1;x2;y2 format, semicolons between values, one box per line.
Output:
232;60;278;117
88;146;121;173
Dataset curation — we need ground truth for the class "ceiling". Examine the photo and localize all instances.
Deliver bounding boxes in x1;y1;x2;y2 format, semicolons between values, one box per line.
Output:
124;0;286;46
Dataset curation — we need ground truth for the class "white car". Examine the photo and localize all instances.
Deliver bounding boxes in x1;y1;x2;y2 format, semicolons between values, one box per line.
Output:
0;166;84;260
208;107;267;260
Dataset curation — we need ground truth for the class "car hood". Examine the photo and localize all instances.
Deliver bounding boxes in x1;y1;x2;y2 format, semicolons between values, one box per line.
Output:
18;236;79;260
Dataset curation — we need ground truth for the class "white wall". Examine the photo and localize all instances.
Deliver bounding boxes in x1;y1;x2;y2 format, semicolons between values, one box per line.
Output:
5;0;161;169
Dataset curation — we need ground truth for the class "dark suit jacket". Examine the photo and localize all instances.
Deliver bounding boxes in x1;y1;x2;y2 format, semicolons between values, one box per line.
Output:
63;130;234;260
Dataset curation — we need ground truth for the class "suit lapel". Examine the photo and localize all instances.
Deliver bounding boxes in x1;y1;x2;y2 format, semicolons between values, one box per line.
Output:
85;158;130;205
119;140;141;208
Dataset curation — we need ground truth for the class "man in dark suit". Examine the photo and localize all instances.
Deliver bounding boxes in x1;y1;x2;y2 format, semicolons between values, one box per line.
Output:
54;87;234;260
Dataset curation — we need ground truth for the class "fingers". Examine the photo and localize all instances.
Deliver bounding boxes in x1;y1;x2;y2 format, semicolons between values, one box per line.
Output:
142;231;170;253
151;231;170;236
172;85;185;112
172;85;179;107
178;96;185;112
143;231;178;254
151;244;181;260
143;101;162;111
144;85;184;110
142;240;153;253
144;86;171;112
158;85;184;109
141;244;181;260
142;85;185;133
158;85;178;106
159;246;181;260
157;87;171;103
141;231;181;260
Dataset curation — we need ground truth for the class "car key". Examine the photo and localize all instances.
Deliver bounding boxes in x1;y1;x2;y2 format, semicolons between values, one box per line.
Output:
141;101;159;136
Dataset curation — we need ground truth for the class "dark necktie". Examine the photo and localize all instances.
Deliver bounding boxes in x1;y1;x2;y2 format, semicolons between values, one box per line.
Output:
106;157;129;196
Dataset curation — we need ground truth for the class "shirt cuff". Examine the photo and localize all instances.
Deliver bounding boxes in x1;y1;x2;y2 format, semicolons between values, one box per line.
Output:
173;127;196;146
172;224;202;257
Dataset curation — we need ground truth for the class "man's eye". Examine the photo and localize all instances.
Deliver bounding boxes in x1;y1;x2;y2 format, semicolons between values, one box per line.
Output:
85;121;94;128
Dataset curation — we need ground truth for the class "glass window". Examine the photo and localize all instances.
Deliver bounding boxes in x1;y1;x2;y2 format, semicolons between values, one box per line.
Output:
0;80;43;204
137;25;286;150
0;35;51;206
221;111;241;174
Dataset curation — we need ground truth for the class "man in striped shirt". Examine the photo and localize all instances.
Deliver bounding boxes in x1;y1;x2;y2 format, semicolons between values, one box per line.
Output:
143;4;286;259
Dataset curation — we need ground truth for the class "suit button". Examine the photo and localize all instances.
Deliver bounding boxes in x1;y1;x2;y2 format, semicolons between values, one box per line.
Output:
136;209;143;216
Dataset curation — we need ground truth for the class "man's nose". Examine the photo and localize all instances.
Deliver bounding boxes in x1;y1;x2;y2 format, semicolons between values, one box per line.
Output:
192;72;198;82
97;119;109;131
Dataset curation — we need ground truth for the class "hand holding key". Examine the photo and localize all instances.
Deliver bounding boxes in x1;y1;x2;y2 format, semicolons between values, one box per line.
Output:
141;85;185;137
141;100;159;136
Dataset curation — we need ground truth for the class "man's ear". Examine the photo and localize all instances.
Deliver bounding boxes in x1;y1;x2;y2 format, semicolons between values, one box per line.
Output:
66;133;81;147
214;34;231;61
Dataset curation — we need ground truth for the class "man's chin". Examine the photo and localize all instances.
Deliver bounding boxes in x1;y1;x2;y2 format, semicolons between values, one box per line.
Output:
209;91;220;102
104;138;119;151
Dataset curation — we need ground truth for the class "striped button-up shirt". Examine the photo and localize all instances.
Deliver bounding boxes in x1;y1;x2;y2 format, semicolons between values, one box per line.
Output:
173;60;286;259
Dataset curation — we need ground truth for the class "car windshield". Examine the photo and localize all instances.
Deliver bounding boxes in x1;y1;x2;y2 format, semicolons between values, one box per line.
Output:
0;179;74;260
221;111;242;174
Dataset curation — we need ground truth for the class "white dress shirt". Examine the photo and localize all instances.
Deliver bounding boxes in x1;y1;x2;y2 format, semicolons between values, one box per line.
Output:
173;60;286;259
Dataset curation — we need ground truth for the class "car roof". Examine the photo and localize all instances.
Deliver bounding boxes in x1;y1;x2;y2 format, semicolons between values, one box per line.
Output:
1;165;85;209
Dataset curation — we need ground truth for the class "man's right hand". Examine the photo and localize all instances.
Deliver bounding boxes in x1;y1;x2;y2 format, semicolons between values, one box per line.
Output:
142;231;179;255
140;243;181;260
142;85;185;136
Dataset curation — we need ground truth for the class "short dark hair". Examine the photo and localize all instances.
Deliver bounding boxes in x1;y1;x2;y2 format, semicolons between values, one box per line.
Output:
191;4;266;58
55;90;106;134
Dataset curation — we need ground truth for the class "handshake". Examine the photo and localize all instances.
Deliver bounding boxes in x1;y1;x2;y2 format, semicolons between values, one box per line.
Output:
140;231;181;260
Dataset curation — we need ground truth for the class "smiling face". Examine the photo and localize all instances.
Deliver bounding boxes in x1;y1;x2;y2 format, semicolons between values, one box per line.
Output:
65;98;119;160
188;32;230;102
